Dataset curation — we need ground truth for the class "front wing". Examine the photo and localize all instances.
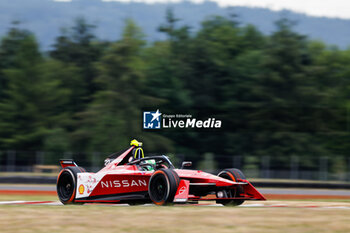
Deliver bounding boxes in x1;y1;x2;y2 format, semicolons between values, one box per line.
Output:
173;179;266;203
73;171;265;204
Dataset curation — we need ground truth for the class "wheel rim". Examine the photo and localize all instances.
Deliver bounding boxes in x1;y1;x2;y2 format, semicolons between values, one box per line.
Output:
57;171;74;202
217;171;244;205
217;173;235;200
150;174;168;202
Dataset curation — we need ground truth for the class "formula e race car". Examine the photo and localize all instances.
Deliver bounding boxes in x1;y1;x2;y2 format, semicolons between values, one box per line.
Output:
57;139;266;206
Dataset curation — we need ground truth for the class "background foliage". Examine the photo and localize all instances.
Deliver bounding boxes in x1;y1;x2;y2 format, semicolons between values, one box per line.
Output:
0;12;350;168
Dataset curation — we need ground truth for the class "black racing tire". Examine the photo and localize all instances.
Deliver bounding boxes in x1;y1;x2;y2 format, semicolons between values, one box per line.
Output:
148;169;179;206
57;166;86;205
216;168;246;206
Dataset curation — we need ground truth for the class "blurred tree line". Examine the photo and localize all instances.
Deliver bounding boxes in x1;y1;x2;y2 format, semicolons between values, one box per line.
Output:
0;11;350;167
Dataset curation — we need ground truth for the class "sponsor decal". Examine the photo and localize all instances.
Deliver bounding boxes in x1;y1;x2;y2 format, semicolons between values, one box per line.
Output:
179;186;187;195
101;179;147;188
79;184;85;194
143;110;222;129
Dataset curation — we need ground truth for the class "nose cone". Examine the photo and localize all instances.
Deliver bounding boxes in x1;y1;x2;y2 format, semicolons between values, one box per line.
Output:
174;169;238;186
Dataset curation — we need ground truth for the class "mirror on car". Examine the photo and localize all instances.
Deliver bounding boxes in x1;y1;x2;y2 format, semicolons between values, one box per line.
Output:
181;161;192;169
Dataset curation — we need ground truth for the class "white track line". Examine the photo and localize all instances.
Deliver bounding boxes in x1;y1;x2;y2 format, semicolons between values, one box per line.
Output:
1;201;350;209
0;201;29;205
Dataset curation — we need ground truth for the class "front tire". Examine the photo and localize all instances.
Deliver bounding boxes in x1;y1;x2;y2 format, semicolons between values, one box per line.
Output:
57;166;86;204
148;169;179;206
216;168;246;206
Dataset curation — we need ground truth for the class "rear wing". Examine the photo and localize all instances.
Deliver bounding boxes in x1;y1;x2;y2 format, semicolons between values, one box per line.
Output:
59;159;78;168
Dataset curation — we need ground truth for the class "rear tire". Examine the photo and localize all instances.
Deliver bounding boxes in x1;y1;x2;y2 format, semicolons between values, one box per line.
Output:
148;169;179;206
57;166;86;205
216;168;246;206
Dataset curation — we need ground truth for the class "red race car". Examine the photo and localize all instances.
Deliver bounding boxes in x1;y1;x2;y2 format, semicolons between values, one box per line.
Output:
57;139;266;206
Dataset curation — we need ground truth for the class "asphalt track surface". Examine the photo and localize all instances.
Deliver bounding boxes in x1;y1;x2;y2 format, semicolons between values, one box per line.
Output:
1;200;350;209
0;185;350;196
0;185;349;208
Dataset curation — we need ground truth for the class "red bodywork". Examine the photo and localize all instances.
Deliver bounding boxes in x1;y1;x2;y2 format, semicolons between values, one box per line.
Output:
60;146;266;204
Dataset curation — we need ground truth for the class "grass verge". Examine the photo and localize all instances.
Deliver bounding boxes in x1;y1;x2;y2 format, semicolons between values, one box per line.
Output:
0;204;350;233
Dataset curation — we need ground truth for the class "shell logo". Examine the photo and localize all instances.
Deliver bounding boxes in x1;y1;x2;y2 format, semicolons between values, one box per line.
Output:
79;184;85;194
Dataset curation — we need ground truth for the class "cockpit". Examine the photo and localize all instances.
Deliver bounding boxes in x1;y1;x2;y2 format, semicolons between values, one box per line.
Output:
103;139;174;171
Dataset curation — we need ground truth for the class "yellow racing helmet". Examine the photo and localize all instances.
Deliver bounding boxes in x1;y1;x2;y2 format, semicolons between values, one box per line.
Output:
130;139;144;159
130;139;143;147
